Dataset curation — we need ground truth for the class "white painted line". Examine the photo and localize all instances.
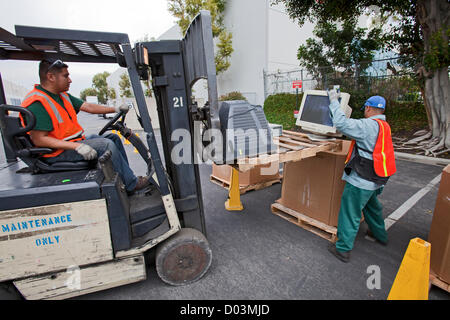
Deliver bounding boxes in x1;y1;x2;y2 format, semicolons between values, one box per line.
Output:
384;173;442;230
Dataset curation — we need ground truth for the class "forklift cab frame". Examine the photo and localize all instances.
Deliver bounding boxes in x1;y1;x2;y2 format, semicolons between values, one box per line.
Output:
0;11;219;299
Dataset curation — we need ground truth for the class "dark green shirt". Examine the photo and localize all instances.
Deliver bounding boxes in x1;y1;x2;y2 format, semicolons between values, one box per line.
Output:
26;85;84;131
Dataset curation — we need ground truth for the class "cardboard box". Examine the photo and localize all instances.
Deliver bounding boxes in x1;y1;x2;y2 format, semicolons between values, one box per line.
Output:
277;140;351;227
212;162;280;186
428;164;450;283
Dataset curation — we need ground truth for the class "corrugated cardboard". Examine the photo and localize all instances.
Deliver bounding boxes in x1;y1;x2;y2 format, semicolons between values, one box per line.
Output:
278;140;351;227
428;164;450;283
212;162;280;186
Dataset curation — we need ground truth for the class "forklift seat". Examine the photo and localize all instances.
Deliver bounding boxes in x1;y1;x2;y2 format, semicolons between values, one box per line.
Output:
0;104;95;173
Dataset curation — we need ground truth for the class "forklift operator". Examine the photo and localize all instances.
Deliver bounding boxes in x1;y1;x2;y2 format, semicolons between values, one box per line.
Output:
21;58;150;193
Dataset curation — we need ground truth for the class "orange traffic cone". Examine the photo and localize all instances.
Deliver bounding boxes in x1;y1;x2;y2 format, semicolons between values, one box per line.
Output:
225;167;243;211
387;238;431;300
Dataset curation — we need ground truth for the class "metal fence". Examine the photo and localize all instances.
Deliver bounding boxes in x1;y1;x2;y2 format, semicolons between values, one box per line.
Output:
263;57;421;104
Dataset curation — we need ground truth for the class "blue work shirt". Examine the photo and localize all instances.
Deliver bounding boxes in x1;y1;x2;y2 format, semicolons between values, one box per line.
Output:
329;99;385;190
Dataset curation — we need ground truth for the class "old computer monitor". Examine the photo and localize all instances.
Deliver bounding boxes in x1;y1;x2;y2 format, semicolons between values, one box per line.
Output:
295;90;352;138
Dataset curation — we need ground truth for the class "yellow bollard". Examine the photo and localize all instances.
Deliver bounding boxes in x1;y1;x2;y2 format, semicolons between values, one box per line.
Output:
225;167;243;211
387;238;431;300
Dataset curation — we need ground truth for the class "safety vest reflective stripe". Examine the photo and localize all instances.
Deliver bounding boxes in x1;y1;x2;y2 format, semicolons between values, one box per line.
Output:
60;92;75;110
23;91;64;123
21;86;85;158
373;119;396;177
63;130;84;141
376;119;388;177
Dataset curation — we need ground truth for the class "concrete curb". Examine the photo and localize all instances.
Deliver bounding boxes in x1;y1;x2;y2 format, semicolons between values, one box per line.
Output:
395;152;450;167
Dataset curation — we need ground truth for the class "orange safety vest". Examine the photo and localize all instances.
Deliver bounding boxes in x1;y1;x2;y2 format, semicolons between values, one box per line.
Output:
345;118;396;180
20;85;85;158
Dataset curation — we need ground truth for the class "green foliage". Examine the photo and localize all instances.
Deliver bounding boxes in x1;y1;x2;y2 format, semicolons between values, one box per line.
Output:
297;18;385;83
327;75;423;111
109;88;116;100
219;91;247;101
79;88;98;102
274;0;449;75
167;0;233;74
215;30;233;74
92;72;114;104
119;73;133;98
80;72;115;104
384;101;428;134
271;1;412;28
263;92;428;135
263;93;302;130
424;27;450;70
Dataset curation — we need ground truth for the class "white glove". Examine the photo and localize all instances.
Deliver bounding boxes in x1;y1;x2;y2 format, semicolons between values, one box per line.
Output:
75;144;97;160
115;104;130;114
327;88;341;103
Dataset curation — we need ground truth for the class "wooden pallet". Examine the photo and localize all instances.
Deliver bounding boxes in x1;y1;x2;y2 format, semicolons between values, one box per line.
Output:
210;174;281;194
236;130;342;172
429;271;450;293
271;202;338;243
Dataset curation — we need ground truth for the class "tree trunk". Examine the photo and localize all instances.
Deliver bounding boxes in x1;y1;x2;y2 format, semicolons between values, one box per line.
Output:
417;0;450;148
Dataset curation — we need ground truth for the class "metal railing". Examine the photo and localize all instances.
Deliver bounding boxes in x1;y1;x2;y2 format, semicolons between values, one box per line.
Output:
263;57;422;104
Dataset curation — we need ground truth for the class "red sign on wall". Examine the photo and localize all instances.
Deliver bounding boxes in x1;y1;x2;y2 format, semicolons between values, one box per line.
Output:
292;80;302;89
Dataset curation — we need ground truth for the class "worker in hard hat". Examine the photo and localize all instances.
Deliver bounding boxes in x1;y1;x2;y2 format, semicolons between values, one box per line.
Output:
327;90;397;263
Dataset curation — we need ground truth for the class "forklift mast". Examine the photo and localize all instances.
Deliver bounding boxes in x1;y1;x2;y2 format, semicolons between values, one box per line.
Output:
0;11;218;235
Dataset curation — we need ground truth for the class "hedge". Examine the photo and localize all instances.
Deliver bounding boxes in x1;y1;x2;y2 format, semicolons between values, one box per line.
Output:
263;93;302;130
263;93;428;135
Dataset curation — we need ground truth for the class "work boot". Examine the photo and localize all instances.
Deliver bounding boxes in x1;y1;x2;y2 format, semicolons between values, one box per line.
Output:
328;243;350;263
133;176;150;191
366;230;388;246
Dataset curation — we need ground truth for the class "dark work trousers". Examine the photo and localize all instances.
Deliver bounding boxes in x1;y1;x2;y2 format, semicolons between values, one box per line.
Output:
335;182;388;252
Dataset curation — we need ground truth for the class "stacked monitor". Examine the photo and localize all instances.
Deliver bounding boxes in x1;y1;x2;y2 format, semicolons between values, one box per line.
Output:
295;90;352;138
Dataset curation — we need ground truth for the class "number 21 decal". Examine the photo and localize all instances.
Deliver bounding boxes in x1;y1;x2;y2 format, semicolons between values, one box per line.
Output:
173;97;184;108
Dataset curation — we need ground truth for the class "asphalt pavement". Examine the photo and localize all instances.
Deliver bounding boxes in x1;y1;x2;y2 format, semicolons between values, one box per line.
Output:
72;112;449;301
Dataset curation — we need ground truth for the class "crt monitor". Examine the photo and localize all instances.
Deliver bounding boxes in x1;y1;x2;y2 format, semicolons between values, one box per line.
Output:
295;90;352;137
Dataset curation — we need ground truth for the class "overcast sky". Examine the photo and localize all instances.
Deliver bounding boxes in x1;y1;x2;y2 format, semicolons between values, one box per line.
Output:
0;0;177;97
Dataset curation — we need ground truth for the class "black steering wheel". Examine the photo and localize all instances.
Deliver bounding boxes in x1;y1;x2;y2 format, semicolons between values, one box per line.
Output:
98;111;126;136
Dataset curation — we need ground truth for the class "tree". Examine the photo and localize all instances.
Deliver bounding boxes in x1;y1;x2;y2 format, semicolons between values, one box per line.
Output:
79;88;98;102
80;72;116;104
274;0;450;154
297;18;384;87
168;0;233;74
119;73;133;98
92;71;116;104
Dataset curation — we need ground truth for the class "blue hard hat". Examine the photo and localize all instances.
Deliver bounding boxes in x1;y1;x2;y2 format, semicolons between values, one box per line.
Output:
361;96;386;111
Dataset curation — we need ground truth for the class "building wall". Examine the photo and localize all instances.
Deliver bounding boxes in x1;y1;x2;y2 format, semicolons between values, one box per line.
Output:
106;2;314;113
267;4;314;72
218;0;268;105
2;79;29;105
218;0;313;106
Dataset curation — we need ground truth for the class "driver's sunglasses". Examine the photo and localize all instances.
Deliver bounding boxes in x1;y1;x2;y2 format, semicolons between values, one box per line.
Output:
46;59;66;73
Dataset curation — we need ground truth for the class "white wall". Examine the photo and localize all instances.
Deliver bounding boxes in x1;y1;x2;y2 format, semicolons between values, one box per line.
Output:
2;79;29;105
218;0;314;106
267;4;314;72
218;0;268;105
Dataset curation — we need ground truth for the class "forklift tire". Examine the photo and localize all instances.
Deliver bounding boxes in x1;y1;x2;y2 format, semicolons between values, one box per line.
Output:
155;228;212;286
0;282;23;300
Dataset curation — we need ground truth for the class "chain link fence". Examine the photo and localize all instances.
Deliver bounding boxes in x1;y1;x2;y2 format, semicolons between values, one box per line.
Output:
263;57;422;107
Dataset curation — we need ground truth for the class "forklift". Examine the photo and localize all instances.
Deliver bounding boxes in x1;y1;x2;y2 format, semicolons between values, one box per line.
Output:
0;11;224;299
